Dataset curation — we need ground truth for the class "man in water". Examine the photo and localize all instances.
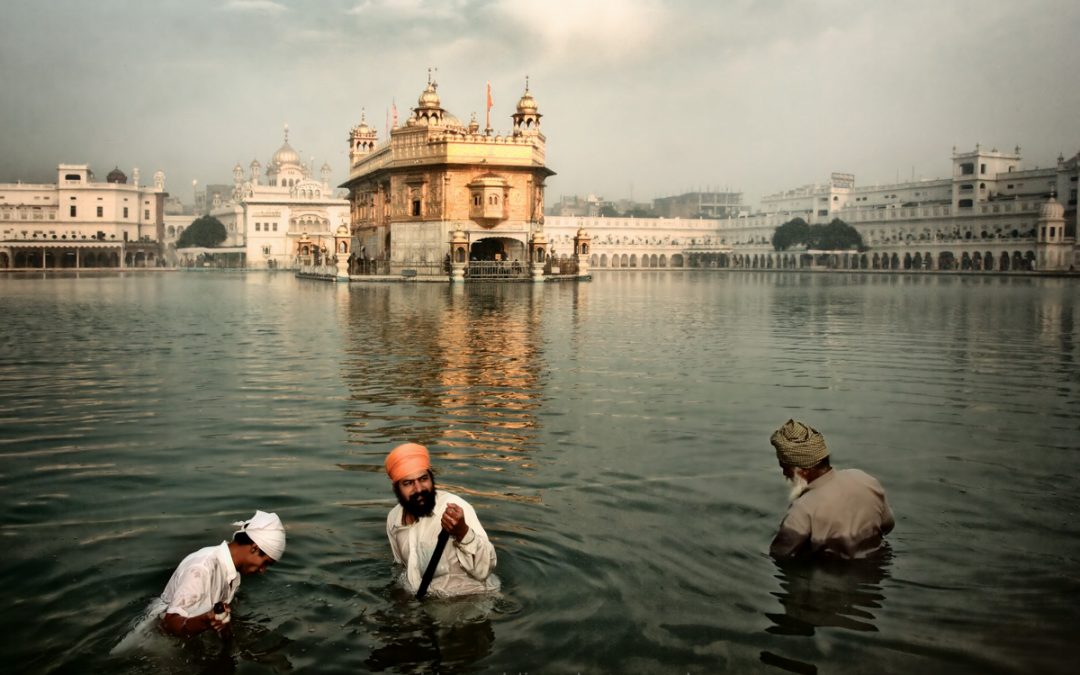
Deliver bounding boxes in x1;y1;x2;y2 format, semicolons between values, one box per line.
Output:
384;442;499;597
157;510;286;637
769;420;894;559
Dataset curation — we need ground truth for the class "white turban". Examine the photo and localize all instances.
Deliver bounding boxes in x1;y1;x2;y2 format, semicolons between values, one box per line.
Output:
232;510;286;561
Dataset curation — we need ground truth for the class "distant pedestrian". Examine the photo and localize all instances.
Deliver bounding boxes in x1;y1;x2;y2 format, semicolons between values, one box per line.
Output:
769;420;894;559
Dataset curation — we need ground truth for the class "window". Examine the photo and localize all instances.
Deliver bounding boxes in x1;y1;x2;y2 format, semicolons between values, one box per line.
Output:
144;210;150;219
97;206;103;217
412;200;421;216
255;222;261;231
123;207;129;218
958;199;973;208
980;163;986;174
65;173;81;181
273;223;277;231
70;205;77;217
960;162;974;175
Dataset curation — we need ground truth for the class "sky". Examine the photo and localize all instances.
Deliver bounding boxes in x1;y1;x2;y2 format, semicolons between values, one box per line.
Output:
1;0;1077;209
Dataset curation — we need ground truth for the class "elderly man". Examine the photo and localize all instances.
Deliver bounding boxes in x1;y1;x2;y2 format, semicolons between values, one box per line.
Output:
157;510;286;637
769;420;894;559
384;442;499;597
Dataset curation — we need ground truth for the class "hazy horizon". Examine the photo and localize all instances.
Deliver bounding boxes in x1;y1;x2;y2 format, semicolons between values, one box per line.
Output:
2;0;1077;209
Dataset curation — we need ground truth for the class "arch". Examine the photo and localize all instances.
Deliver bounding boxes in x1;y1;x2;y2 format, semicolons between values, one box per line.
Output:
903;252;912;270
912;252;922;270
1024;251;1036;270
982;251;994;271
872;252;881;270
590;254;598;266
629;254;638;267
999;251;1010;271
0;252;8;269
639;254;649;268
610;254;619;268
600;253;608;267
650;254;658;267
670;254;684;267
939;251;956;270
659;254;667;267
621;254;629;267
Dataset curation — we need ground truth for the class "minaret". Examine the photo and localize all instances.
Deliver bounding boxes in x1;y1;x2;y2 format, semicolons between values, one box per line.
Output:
1035;195;1068;271
321;161;332;190
512;76;542;137
349;110;378;167
250;159;261;185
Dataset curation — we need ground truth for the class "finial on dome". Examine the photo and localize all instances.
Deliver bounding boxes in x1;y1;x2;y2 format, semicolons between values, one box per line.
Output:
525;74;530;92
284;123;289;143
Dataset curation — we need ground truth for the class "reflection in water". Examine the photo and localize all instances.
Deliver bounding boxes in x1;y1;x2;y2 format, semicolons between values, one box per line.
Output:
766;548;891;636
340;283;547;476
761;549;892;674
363;587;496;673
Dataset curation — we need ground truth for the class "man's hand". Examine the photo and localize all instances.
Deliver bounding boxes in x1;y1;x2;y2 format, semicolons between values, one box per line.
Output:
441;503;470;541
209;603;232;634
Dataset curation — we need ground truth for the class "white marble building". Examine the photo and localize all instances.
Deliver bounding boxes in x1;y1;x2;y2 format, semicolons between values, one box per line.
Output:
204;127;349;269
0;164;167;269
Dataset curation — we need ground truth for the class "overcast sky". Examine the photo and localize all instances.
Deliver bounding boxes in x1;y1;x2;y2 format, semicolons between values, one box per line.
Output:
2;0;1077;208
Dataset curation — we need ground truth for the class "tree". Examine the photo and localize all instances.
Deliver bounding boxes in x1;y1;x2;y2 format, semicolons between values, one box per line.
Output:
598;205;619;217
772;217;810;251
808;218;863;251
177;216;228;248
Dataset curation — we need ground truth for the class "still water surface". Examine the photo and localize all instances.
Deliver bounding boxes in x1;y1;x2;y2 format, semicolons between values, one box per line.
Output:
1;271;1078;673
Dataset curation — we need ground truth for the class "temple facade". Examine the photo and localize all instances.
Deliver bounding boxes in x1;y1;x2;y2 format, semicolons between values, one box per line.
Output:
341;76;560;279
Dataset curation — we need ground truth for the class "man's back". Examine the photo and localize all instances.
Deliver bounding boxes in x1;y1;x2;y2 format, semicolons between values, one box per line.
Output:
771;469;895;559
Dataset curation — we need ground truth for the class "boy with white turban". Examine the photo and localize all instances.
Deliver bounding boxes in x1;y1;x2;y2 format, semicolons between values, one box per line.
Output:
157;510;286;637
769;420;894;560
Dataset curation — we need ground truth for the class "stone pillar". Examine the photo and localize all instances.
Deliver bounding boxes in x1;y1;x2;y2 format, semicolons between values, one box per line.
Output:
449;227;468;283
529;230;547;282
334;223;351;281
573;227;592;278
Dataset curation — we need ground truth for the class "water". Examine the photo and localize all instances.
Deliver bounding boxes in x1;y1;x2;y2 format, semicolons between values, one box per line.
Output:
1;270;1078;674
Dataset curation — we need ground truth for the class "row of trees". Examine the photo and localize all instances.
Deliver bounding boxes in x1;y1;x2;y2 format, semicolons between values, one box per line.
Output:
176;216;227;248
771;218;865;252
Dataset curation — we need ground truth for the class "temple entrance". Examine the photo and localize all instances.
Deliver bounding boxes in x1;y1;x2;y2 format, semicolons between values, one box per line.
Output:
470;236;525;262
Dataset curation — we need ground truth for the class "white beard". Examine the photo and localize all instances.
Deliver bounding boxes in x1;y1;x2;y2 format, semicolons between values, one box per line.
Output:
786;474;809;503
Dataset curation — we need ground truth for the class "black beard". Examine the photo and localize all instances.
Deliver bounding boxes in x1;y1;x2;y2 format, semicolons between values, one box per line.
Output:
397;485;437;519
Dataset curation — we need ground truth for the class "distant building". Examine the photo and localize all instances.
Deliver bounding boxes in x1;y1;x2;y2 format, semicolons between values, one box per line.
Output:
653;191;744;219
197;126;349;269
549;194;609;217
0;164;167;269
341;76;554;276
547;146;1080;273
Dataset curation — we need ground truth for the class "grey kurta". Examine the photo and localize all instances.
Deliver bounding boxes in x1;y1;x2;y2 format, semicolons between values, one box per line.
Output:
771;468;895;559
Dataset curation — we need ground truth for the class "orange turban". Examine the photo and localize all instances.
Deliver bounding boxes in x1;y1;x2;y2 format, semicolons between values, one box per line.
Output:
385;443;431;482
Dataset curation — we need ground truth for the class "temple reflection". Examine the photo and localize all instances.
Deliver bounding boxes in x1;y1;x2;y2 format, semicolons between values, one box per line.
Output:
338;283;546;484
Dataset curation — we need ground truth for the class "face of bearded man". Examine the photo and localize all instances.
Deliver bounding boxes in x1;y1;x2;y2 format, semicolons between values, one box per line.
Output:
786;472;809;503
395;477;437;519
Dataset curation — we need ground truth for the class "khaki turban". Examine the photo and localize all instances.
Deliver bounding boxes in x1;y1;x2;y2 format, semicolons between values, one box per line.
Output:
770;419;829;468
385;442;431;482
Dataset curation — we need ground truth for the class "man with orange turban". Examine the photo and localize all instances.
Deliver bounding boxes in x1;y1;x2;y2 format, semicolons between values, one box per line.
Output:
384;442;499;597
769;420;894;559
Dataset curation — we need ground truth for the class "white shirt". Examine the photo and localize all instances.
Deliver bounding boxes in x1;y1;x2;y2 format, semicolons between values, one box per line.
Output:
386;490;500;597
155;541;240;618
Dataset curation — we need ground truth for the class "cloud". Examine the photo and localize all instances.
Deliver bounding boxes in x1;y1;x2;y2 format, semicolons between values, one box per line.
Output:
222;0;288;14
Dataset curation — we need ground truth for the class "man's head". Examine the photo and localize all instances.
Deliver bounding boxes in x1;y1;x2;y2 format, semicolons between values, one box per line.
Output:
386;442;437;519
231;510;286;574
770;420;831;499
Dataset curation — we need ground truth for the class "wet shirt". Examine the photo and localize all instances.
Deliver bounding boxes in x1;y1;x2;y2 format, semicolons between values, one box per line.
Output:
386;490;500;597
771;469;895;559
155;541;239;618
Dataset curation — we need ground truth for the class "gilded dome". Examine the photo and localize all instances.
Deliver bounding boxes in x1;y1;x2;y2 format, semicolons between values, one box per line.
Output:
1039;196;1065;220
418;81;441;109
516;89;538;114
272;140;300;167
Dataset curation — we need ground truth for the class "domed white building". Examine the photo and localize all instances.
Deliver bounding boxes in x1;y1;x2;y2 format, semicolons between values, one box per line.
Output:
205;125;349;269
